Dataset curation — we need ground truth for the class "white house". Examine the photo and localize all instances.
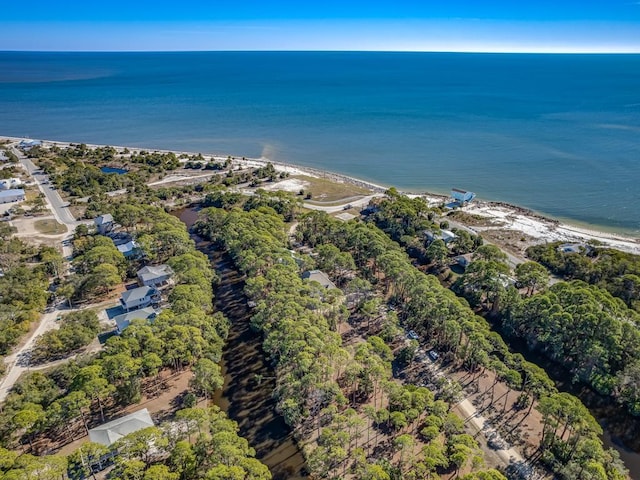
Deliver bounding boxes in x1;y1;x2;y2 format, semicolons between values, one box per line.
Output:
88;408;154;447
112;307;157;334
0;189;25;204
0;178;21;190
425;229;456;245
19;139;42;150
137;264;174;287
95;214;114;235
120;286;160;312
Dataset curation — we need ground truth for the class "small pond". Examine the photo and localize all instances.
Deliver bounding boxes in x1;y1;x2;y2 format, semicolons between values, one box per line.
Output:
100;166;128;175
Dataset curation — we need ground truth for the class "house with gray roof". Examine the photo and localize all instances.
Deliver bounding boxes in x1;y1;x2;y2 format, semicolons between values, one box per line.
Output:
0;189;25;204
95;213;114;234
113;307;158;334
19;139;42;150
120;285;160;312
137;264;173;287
302;270;337;290
117;240;140;258
88;408;154;447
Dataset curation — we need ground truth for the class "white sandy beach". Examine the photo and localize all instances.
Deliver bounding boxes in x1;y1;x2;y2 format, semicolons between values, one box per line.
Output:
463;203;640;255
4;135;639;255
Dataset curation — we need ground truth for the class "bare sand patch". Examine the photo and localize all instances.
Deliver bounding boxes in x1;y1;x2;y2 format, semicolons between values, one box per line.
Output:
463;202;640;255
260;177;309;193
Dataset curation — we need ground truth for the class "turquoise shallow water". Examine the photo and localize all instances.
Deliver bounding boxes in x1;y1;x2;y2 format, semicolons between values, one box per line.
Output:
1;51;639;234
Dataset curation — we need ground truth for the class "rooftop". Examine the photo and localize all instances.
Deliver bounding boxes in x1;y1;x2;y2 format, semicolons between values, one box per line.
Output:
0;178;21;187
137;264;173;281
302;270;337;290
121;285;158;303
117;240;138;254
88;408;154;447
0;189;25;199
113;307;157;332
95;213;114;225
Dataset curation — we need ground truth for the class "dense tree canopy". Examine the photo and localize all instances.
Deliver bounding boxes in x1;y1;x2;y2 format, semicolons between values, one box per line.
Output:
527;242;640;311
504;280;640;413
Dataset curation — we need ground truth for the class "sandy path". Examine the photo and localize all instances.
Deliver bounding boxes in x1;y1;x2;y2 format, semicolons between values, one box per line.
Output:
0;308;62;402
303;194;381;213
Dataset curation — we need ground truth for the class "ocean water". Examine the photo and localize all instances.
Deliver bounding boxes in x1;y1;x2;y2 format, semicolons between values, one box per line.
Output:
1;51;639;234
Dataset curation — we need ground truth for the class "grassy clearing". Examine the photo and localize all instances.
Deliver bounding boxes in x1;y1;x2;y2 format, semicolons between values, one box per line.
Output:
293;174;372;202
25;189;41;202
34;219;68;235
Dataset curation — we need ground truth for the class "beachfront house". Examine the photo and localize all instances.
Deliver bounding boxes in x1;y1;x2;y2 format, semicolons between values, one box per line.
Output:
451;188;476;206
0;189;25;204
112;307;158;334
302;270;338;290
137;264;174;288
120;286;160;312
88;408;154;447
95;214;114;235
19;139;42;150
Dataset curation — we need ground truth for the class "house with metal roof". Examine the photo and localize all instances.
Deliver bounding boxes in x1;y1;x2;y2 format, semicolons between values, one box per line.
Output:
425;229;456;245
137;264;174;287
120;286;160;312
302;270;337;290
88;408;154;447
451;188;476;205
0;178;22;190
95;214;114;234
117;240;140;258
0;189;25;204
112;307;158;334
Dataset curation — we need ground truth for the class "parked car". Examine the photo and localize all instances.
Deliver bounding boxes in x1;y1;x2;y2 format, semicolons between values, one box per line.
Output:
428;350;440;361
407;330;419;340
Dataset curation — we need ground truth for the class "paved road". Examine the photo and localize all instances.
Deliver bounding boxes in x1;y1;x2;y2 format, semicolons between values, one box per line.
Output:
0;144;88;401
12;146;80;228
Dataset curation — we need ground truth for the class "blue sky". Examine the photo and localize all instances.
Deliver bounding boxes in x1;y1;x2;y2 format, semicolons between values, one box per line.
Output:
2;0;640;52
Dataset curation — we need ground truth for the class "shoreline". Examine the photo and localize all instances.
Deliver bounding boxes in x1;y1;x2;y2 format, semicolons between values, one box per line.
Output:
4;135;639;255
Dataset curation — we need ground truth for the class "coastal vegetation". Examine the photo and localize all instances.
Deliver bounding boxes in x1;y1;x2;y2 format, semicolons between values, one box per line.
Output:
2;139;639;479
503;281;640;415
0;406;269;480
30;311;101;364
324;191;629;479
0;203;270;479
194;205;510;479
527;241;640;311
0;234;52;362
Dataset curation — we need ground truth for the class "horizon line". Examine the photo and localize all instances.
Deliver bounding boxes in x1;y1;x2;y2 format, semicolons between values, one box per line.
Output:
2;48;640;55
